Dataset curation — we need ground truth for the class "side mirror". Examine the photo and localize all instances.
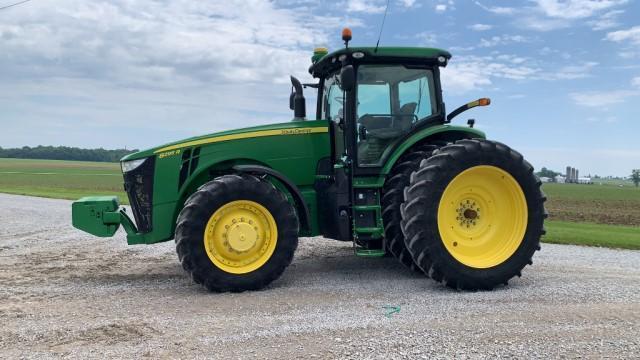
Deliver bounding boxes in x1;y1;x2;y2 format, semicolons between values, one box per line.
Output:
340;65;355;91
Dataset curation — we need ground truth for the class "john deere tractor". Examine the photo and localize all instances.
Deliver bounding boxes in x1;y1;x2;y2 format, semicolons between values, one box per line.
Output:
72;30;546;292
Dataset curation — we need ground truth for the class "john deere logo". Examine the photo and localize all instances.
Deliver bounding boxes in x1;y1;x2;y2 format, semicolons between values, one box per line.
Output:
280;128;313;135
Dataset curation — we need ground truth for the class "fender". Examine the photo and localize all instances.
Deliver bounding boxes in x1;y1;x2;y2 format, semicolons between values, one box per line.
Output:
381;125;486;175
232;165;311;234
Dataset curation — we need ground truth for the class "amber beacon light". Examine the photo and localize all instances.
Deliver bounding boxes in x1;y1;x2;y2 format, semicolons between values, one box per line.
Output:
342;27;352;47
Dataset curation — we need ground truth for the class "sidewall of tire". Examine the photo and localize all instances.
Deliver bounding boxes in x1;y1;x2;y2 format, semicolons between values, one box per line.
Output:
176;175;298;292
403;140;545;289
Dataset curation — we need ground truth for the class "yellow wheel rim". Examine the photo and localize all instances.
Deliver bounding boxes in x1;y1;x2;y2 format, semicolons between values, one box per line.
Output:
203;200;278;274
437;165;528;269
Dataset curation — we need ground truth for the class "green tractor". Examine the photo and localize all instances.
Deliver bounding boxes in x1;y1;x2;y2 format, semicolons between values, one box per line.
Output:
72;30;546;292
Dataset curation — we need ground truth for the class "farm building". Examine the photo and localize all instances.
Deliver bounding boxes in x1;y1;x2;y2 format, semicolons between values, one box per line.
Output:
578;177;593;184
555;175;566;183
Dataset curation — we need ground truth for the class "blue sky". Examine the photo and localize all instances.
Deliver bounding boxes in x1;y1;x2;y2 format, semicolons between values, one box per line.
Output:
1;0;639;176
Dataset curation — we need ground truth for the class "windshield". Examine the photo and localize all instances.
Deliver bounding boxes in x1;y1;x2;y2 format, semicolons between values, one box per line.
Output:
356;65;436;167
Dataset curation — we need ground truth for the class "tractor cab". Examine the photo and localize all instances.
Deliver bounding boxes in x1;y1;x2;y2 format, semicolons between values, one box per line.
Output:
295;33;470;253
315;51;445;169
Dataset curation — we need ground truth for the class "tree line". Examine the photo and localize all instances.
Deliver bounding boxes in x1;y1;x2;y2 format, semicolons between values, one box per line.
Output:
0;146;138;163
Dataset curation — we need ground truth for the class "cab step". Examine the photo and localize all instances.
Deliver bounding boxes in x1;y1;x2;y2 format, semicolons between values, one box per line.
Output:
354;248;386;257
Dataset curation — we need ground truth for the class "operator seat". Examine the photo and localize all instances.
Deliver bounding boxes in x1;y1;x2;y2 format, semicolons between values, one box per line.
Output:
357;102;418;165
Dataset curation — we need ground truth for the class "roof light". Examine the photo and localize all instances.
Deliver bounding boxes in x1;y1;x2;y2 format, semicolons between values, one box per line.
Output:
314;47;328;56
342;28;352;42
311;47;329;63
352;51;365;59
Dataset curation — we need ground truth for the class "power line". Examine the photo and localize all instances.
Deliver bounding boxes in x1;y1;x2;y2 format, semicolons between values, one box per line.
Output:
0;0;33;11
374;0;391;53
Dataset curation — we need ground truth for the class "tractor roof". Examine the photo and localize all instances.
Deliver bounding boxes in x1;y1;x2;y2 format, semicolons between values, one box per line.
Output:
309;46;452;78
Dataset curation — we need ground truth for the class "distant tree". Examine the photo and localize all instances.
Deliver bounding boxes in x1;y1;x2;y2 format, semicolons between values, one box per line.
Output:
0;146;138;163
632;169;640;187
536;167;560;179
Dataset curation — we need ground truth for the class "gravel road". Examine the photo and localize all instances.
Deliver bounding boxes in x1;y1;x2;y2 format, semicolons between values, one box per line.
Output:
1;193;639;359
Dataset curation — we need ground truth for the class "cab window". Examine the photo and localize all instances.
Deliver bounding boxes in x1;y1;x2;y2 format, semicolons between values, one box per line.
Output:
322;73;344;122
356;65;436;167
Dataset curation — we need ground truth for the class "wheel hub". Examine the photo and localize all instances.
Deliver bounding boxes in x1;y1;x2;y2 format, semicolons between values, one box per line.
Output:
457;200;481;228
203;200;278;274
226;222;258;252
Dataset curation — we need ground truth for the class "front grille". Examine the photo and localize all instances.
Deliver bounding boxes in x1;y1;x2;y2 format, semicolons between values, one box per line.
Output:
123;157;155;233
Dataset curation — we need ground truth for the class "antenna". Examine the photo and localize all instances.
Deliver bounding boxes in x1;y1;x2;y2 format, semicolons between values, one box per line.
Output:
0;0;33;11
374;0;391;53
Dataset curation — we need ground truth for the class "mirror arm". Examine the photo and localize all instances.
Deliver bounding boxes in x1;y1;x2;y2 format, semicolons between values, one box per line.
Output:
446;98;491;123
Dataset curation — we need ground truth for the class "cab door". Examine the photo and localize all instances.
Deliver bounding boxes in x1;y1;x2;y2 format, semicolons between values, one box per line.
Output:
315;72;353;241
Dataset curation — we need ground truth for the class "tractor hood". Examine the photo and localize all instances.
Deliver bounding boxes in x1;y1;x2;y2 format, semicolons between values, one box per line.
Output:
120;121;328;162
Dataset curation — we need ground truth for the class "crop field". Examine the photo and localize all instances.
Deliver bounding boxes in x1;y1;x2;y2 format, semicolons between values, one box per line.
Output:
0;158;638;249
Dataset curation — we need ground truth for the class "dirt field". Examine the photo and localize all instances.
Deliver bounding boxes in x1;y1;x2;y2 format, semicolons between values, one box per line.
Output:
543;183;640;226
1;194;639;359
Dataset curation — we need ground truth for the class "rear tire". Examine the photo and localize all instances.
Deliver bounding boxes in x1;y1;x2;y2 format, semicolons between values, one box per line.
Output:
401;139;546;290
381;143;441;272
175;174;299;292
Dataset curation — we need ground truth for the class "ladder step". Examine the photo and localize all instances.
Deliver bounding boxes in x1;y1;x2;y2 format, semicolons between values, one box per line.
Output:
354;227;384;233
355;248;386;257
353;205;380;211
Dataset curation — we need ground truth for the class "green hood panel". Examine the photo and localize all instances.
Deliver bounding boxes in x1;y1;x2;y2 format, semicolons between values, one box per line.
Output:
120;120;329;161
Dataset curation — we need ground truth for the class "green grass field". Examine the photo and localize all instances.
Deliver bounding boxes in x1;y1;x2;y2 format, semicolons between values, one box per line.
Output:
0;158;638;249
544;221;640;250
0;158;128;203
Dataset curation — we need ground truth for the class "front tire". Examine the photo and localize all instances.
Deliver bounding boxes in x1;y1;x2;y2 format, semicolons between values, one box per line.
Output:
175;174;299;292
401;139;546;290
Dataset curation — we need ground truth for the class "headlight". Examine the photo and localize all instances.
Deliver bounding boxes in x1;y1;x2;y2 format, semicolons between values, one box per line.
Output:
121;158;147;173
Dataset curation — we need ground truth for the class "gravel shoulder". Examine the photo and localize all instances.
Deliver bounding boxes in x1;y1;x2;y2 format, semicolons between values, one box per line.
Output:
1;193;639;359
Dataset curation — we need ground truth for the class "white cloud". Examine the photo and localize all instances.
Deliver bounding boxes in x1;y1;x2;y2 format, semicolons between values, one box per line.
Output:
474;1;516;15
632;77;640;88
532;0;628;20
0;1;342;86
606;26;640;45
441;55;540;94
441;65;492;94
479;35;528;48
469;24;492;31
570;90;640;107
477;0;628;32
588;9;624;31
345;0;386;14
0;0;360;148
546;61;599;80
495;54;527;64
398;0;418;7
518;16;569;31
435;4;447;12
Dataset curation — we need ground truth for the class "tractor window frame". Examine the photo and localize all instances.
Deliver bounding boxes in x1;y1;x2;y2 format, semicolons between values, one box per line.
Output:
353;64;441;169
320;72;345;123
